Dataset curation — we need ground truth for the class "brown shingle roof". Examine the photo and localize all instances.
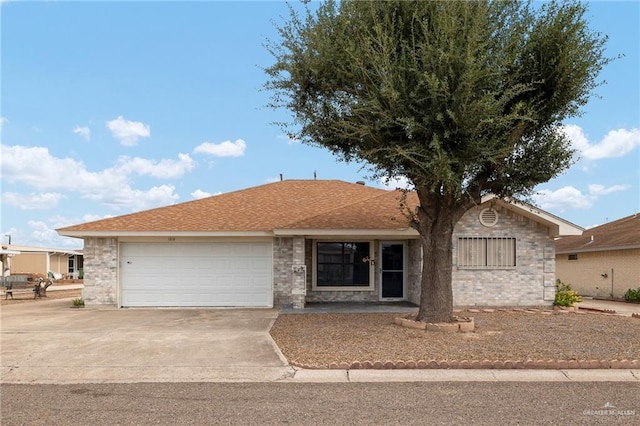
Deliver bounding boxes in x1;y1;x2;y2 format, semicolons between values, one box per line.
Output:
555;214;640;253
57;180;415;233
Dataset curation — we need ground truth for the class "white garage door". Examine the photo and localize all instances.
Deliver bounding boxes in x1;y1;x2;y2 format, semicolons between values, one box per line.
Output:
120;242;273;307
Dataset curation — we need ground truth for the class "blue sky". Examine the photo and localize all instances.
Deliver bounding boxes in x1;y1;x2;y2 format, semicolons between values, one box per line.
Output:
1;0;639;250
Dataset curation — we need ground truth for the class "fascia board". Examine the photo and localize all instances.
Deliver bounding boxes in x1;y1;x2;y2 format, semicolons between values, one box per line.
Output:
556;244;640;254
0;249;21;255
57;231;274;238
273;228;420;238
483;196;584;237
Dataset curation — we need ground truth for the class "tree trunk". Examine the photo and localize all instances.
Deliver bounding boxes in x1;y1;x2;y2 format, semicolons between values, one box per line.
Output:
35;279;54;298
415;192;468;323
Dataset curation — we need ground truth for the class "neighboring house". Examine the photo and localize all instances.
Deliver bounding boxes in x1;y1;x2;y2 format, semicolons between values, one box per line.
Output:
1;246;21;279
57;180;582;308
4;244;84;279
555;214;640;299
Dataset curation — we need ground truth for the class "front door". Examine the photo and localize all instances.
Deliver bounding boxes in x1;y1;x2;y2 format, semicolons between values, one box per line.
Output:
380;242;405;300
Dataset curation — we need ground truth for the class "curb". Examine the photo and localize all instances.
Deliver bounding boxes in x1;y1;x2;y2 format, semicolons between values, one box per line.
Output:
290;359;640;370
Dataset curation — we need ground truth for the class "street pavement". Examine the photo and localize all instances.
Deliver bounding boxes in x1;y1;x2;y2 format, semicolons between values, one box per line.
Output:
1;296;638;384
2;382;639;425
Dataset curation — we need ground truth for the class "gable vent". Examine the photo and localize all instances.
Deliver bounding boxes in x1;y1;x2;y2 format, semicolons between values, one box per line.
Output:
479;207;499;227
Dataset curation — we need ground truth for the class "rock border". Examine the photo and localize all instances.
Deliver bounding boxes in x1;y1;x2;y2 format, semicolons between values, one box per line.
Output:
291;359;640;370
289;307;640;370
394;315;475;332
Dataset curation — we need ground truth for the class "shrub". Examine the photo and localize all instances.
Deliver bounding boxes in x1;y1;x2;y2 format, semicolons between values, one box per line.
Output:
72;298;85;307
624;288;640;303
554;280;582;307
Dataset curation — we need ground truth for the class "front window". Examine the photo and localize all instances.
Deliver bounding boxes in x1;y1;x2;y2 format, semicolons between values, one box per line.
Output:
316;242;371;287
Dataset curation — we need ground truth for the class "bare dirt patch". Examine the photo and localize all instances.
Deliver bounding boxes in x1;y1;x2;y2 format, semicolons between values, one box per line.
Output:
1;289;82;306
269;311;640;367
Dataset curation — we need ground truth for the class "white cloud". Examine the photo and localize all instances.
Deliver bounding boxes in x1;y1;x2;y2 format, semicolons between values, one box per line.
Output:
2;192;64;210
533;186;593;211
113;153;195;179
379;176;413;190
106;116;151;146
194;139;246;157
79;213;115;223
0;116;7;129
83;184;179;211
0;144;181;211
534;183;631;212
73;125;91;141
28;220;64;245
588;184;629;196
191;189;211;199
562;124;640;160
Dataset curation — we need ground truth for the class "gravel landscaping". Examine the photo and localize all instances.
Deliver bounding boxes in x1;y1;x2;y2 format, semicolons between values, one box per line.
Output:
269;310;640;368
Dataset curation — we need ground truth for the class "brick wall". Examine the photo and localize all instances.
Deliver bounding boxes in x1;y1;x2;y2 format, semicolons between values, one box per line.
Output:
404;206;554;308
82;204;558;308
451;205;555;307
82;237;118;305
273;237;306;308
556;248;640;299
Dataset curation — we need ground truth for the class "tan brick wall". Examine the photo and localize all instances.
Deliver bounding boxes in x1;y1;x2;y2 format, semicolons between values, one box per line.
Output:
556;248;640;299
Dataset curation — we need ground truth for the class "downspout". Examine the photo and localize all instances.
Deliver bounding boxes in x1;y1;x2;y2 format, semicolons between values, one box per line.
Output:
46;252;52;277
610;268;614;299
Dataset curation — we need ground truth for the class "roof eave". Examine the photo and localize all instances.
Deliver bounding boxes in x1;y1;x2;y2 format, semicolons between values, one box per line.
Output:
556;243;640;254
482;195;584;237
0;249;21;255
57;230;274;238
273;228;420;238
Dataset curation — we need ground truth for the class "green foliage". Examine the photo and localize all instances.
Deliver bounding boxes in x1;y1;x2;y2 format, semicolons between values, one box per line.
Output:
265;0;610;202
72;298;85;307
554;280;582;307
265;0;610;322
623;288;640;303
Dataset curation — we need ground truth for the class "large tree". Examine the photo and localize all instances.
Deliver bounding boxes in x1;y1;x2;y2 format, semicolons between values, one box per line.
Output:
265;0;609;323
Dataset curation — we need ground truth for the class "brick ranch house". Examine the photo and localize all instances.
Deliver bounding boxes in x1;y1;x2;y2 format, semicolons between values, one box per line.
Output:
555;213;640;299
57;180;583;309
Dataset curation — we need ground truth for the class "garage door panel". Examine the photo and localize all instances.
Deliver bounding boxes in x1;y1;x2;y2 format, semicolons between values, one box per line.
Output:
121;242;273;307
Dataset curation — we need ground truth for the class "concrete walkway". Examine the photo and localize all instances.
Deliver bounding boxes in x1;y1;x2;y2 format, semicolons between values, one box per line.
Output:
576;298;640;317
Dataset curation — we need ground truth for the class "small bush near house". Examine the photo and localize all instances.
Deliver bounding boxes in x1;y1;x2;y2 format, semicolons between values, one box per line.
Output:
554;280;582;307
624;288;640;303
71;298;85;308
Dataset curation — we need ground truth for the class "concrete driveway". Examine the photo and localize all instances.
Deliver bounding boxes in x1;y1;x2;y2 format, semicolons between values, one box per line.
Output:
1;298;292;384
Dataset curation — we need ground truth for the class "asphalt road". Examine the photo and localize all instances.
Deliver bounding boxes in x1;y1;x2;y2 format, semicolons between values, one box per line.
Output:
2;382;639;425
